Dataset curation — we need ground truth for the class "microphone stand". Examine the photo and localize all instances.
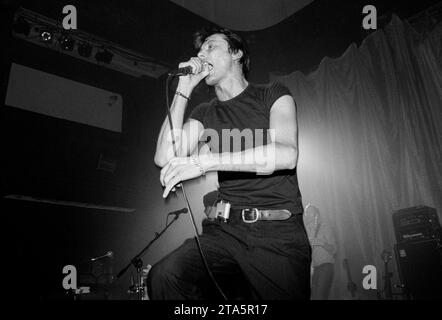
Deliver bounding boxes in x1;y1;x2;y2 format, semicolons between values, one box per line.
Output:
116;212;181;300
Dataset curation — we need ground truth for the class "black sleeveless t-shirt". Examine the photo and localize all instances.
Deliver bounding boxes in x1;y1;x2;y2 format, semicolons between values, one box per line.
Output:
189;82;303;215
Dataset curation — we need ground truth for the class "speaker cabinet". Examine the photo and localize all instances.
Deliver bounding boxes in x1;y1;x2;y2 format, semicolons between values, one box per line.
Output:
393;206;442;243
394;240;442;299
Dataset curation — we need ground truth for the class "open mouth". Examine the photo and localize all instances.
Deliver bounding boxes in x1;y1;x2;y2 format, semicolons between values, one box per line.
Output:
203;61;214;72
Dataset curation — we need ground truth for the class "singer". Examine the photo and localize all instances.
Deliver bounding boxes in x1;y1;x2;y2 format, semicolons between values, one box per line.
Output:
149;27;311;300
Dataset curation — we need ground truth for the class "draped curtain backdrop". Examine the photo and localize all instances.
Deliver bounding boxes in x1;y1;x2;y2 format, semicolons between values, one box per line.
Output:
273;16;442;299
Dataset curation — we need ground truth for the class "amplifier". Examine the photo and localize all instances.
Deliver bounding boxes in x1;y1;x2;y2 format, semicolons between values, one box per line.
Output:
393;206;442;243
395;239;442;299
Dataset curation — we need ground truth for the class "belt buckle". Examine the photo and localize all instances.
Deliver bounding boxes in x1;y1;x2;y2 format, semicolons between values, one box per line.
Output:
241;208;260;223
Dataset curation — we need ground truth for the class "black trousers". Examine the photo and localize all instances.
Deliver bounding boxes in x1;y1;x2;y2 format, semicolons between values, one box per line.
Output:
147;213;312;300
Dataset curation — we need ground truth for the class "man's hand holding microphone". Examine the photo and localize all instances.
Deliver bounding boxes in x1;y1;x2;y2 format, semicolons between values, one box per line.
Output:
172;57;211;96
160;57;212;198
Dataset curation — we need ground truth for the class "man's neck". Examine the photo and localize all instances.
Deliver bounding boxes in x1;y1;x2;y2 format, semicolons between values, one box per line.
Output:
214;74;248;102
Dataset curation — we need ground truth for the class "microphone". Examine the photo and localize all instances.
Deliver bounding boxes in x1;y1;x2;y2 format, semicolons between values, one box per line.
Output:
168;66;193;77
90;251;113;261
167;207;188;216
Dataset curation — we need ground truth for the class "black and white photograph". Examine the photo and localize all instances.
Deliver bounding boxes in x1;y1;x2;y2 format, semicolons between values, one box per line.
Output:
2;0;441;309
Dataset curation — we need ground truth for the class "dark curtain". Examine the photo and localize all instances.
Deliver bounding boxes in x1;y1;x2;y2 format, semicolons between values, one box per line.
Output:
272;16;441;299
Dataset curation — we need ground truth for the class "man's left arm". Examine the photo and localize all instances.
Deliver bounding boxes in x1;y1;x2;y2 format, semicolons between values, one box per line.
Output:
160;95;298;197
203;95;298;174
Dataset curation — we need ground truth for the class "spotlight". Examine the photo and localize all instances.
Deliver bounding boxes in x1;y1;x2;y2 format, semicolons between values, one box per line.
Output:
40;31;53;43
78;42;93;57
95;49;113;64
59;34;75;51
12;17;31;36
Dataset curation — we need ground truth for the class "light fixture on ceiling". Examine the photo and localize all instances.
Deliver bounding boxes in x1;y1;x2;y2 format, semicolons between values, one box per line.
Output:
59;34;75;51
95;49;113;64
78;42;93;57
13;7;169;78
40;30;53;43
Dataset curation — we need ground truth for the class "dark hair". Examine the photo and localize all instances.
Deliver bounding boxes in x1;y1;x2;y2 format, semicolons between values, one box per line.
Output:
193;26;251;79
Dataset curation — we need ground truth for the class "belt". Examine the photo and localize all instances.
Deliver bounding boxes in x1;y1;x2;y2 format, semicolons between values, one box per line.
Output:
205;205;292;223
239;208;292;223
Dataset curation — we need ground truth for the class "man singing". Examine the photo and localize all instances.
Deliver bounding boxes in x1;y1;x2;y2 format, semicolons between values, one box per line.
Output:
148;27;311;300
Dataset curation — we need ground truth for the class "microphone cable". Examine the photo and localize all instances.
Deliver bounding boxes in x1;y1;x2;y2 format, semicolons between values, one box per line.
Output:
164;75;227;300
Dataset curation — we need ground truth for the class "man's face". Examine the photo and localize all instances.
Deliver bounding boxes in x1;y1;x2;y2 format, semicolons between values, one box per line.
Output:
197;33;236;85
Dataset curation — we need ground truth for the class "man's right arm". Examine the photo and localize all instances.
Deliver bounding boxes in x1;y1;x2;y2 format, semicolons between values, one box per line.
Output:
154;57;209;168
154;94;203;167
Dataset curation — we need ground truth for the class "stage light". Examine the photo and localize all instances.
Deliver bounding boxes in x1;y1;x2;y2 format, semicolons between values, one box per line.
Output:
12;17;31;36
78;42;92;57
59;34;75;51
40;31;53;43
95;49;113;64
